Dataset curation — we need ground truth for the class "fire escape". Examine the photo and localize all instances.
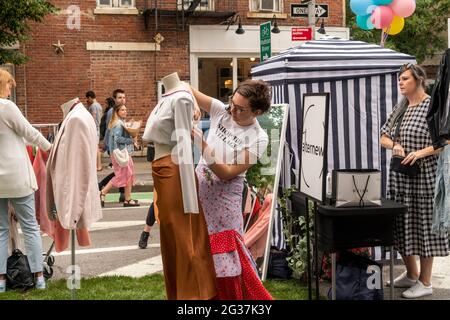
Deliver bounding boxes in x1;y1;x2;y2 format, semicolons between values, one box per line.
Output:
143;0;237;31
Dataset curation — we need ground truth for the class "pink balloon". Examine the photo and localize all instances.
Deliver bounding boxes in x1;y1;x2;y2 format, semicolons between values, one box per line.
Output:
389;0;416;18
371;6;394;29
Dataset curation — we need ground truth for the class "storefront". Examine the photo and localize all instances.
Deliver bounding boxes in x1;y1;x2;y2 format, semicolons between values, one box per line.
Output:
189;24;350;102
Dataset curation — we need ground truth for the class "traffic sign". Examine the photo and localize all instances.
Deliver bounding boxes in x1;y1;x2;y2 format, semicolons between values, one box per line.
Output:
291;4;329;18
260;21;271;62
292;27;312;41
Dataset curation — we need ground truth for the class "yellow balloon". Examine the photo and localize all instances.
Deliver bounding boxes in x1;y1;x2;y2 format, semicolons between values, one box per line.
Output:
384;16;404;35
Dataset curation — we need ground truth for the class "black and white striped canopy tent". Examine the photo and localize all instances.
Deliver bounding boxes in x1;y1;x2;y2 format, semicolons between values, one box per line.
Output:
251;38;415;251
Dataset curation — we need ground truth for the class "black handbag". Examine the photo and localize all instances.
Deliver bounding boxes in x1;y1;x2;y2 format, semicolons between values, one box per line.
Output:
391;155;420;176
6;249;35;291
390;111;420;176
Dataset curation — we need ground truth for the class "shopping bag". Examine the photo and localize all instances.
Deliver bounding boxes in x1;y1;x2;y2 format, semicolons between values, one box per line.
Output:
6;249;35;291
328;251;383;300
332;169;381;207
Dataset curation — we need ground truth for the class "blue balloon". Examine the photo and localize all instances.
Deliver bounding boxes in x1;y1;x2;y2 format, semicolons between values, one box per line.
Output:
373;0;393;5
356;14;374;30
350;0;377;16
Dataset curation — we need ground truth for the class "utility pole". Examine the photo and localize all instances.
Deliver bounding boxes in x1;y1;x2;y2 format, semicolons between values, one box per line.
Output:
301;0;316;40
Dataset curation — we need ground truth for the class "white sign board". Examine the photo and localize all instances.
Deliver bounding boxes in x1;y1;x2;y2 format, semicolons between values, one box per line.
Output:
299;93;329;203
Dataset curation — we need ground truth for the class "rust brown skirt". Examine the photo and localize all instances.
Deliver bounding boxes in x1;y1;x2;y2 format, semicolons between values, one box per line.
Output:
152;155;217;300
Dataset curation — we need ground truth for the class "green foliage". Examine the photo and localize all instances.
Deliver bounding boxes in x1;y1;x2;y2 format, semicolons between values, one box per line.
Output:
0;0;57;64
347;0;450;63
0;274;311;300
246;160;275;190
279;186;315;280
263;279;312;300
0;274;167;300
246;104;285;190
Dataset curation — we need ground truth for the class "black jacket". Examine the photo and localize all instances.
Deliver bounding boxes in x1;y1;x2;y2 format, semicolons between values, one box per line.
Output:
427;49;450;149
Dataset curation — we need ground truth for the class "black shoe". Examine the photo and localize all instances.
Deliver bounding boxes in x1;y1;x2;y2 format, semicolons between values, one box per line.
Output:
138;231;150;249
119;193;125;203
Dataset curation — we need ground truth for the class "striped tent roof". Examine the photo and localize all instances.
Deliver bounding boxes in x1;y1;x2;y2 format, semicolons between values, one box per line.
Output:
251;38;416;83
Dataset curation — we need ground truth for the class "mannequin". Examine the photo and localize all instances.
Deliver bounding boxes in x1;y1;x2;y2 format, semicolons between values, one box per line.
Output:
46;97;102;247
153;72;182;161
142;72;216;300
60;97;80;119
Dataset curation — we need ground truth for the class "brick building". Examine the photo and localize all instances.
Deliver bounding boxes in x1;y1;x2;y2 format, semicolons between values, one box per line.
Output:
3;0;348;127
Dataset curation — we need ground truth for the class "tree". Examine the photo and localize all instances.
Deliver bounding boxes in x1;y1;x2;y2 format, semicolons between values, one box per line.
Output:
0;0;57;65
346;0;450;63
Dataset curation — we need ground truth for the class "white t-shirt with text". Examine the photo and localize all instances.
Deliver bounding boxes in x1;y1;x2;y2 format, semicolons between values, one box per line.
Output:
200;98;269;177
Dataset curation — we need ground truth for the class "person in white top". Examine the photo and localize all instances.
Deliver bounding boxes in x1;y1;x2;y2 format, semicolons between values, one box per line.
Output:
0;69;52;292
188;79;273;300
142;72;216;300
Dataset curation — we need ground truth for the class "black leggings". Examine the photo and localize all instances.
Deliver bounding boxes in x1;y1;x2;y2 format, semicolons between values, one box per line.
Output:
98;172;125;194
146;202;156;226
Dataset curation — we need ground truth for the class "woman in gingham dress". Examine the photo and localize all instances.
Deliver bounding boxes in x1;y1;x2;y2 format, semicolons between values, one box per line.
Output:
381;64;449;299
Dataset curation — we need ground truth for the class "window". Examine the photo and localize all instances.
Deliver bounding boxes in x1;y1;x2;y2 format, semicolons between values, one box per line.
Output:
251;0;281;12
178;0;214;12
96;0;135;8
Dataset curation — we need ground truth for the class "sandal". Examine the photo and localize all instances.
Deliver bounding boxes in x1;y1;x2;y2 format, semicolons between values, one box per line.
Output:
123;199;140;207
100;191;106;208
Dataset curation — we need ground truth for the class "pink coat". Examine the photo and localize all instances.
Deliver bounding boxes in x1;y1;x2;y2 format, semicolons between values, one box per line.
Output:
46;103;102;230
34;148;91;252
244;194;273;261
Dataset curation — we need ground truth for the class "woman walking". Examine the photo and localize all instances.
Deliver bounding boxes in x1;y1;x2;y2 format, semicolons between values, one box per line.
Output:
100;105;139;207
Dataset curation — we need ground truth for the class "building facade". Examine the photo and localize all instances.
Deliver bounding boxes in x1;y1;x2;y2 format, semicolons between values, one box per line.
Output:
4;0;348;126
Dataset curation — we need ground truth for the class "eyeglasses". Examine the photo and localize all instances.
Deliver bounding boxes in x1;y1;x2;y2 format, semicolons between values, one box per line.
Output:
400;63;414;71
228;96;251;114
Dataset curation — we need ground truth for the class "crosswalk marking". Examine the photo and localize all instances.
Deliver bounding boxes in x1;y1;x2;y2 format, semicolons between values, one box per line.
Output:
99;255;163;277
19;220;149;235
53;244;160;256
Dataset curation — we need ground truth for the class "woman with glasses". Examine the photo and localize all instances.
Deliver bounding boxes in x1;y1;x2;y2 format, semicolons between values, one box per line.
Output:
188;80;273;300
380;63;448;299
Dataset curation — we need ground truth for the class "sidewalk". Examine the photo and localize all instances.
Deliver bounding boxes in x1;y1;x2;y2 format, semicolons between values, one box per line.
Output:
319;256;450;300
97;155;153;193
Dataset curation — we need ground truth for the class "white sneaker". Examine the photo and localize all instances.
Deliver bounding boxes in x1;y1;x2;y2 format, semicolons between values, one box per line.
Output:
35;277;46;290
386;271;418;288
401;280;433;299
0;280;5;293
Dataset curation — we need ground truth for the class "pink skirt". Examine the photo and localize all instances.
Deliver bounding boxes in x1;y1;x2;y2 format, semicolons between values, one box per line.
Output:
110;153;135;188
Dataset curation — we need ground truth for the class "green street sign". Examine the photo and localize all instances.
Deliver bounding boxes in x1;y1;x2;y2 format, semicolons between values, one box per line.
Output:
260;21;271;62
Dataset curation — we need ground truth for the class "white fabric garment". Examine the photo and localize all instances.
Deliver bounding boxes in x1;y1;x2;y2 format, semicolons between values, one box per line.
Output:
0;98;51;198
200;98;269;177
143;90;199;214
46;103;102;229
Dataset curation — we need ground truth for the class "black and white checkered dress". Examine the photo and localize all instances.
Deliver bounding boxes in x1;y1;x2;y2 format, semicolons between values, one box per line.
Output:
381;97;449;257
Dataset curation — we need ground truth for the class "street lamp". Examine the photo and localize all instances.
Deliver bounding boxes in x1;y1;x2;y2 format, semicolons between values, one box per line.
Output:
235;15;245;35
317;19;326;35
271;15;280;34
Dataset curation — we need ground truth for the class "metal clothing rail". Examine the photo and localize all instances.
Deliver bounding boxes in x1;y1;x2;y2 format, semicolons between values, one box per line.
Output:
31;123;59;139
